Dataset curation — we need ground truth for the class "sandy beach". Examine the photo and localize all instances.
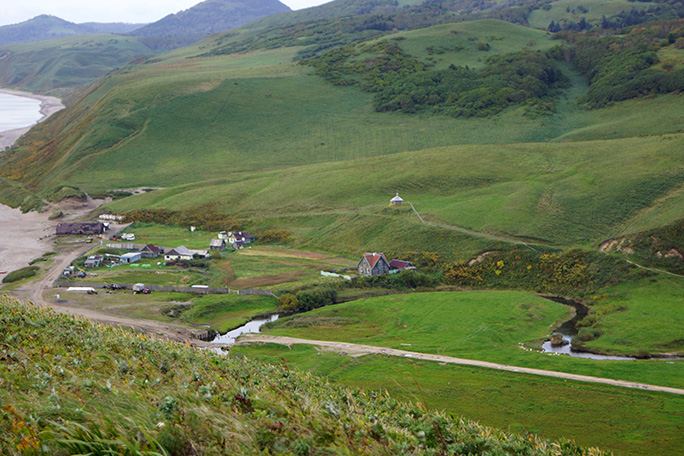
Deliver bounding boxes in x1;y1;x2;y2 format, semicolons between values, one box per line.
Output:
0;205;54;274
0;88;65;150
0;89;65;275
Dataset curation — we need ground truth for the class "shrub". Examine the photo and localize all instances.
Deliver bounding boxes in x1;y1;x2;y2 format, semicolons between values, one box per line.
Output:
258;229;291;244
278;293;299;312
295;288;337;311
2;266;39;283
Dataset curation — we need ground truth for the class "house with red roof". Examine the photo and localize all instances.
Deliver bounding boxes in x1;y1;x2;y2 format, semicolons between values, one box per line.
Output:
389;259;416;271
140;244;163;258
356;252;391;276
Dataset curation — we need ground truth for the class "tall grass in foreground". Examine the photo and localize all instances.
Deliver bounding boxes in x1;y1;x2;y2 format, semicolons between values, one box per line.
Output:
0;295;608;455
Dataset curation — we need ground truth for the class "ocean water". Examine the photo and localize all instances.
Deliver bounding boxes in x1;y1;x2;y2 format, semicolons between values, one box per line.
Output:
0;93;42;132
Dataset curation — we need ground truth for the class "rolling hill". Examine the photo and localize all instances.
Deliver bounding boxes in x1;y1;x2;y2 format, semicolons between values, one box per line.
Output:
0;15;145;46
0;34;155;97
2;3;684;454
3;15;684;253
130;0;291;48
0;295;608;455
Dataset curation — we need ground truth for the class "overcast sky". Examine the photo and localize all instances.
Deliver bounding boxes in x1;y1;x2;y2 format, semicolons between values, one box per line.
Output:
1;0;333;27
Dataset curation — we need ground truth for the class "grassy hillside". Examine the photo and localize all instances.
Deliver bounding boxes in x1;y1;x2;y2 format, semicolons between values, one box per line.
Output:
0;15;145;47
0;295;608;455
234;343;684;456
98;132;684;249
0;35;154;97
259;290;684;377
526;0;650;29
2;21;684;238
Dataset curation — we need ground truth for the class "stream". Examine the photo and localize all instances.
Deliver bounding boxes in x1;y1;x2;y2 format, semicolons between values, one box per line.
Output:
210;314;280;346
540;296;635;361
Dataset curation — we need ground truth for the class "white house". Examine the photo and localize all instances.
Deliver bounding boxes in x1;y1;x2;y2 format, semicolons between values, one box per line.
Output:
164;246;194;261
390;193;404;206
120;252;142;264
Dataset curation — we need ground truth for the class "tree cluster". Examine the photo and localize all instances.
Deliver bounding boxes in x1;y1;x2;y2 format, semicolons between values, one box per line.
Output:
306;40;569;117
566;19;684;107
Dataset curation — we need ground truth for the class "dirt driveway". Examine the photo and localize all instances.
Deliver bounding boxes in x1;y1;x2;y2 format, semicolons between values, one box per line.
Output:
237;334;684;396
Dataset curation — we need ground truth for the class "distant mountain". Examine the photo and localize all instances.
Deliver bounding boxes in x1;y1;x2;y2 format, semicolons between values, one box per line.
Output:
78;22;147;35
0;15;146;46
130;0;291;47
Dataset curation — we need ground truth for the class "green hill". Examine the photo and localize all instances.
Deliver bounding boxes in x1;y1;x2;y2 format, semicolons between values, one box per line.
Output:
3;18;684;252
130;0;291;49
0;295;607;455
0;35;154;97
0;15;145;46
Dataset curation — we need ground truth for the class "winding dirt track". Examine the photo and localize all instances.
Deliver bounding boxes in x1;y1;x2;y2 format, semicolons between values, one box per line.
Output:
237;334;684;396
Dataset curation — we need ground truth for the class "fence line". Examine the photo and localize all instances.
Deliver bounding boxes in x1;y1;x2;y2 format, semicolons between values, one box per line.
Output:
53;281;276;296
237;289;277;297
53;281;234;295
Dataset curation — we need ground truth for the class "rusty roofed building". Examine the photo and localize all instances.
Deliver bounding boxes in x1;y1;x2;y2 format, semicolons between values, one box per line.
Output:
55;223;107;236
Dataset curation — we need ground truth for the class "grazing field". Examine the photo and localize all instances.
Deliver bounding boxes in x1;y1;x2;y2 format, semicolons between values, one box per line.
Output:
179;293;277;332
582;276;684;356
104;132;684;250
257;291;684;388
232;343;684;456
0;34;154;96
5;295;609;455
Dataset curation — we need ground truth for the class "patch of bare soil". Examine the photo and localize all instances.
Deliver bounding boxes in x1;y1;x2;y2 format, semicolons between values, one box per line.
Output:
231;270;308;288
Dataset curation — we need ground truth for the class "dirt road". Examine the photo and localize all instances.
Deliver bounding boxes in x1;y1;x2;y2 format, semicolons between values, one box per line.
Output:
237;334;684;396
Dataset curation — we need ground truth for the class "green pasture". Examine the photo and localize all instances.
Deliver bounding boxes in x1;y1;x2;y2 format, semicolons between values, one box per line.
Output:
81;262;205;287
126;223;217;250
232;343;684;456
8;19;684;204
584;275;684;356
182;293;277;332
264;291;567;355
258;290;684;389
103;132;684;250
0;34;154;96
363;20;556;70
527;0;648;29
215;246;354;291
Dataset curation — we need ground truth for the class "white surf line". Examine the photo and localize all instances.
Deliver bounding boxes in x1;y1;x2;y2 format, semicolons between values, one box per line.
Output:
238;334;684;396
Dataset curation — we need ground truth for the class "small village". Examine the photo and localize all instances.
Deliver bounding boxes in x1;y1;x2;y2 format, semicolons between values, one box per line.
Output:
53;193;417;297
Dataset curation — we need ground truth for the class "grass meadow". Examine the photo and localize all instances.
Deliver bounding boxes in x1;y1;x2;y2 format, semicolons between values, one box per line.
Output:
104;132;684;251
0;295;614;455
232;343;684;456
258;291;684;388
0;34;154;96
526;0;649;29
